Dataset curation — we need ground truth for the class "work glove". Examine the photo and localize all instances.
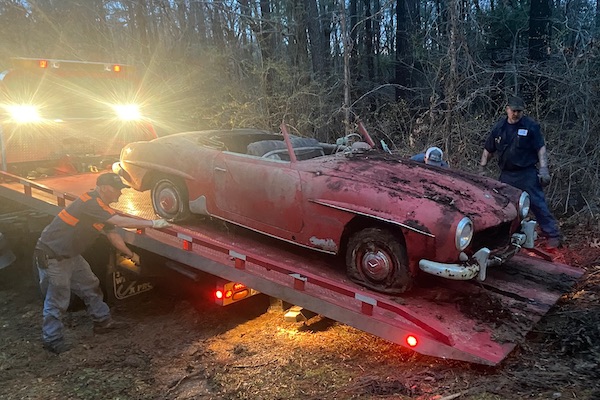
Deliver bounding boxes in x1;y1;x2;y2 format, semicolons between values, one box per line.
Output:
151;219;171;229
538;167;551;187
130;252;140;265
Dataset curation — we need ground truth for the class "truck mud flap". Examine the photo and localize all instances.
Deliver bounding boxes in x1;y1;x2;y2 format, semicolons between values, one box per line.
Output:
109;270;154;301
108;255;154;301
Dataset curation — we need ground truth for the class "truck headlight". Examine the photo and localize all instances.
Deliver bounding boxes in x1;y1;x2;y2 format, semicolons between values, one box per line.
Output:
455;217;473;251
5;105;42;123
518;192;530;219
112;104;141;121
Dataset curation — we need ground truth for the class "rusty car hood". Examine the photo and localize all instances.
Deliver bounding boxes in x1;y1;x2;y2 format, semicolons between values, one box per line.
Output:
301;152;522;227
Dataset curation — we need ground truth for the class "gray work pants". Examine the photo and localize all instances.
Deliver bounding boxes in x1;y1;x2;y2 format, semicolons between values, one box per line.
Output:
38;255;110;343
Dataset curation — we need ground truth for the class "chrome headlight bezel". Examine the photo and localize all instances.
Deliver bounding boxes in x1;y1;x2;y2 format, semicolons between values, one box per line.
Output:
455;217;473;251
518;192;530;219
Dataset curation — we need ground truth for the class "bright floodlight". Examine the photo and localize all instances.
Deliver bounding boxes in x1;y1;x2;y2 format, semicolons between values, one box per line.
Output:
113;104;142;121
6;105;42;123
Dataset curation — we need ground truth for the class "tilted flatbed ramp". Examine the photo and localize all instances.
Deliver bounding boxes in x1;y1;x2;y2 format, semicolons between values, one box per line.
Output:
0;171;584;365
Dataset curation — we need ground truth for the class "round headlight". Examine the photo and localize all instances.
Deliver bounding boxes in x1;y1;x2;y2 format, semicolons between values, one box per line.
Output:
6;105;42;123
518;192;530;219
455;217;473;251
112;104;142;121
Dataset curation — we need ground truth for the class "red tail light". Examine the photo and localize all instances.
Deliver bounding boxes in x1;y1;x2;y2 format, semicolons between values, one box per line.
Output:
406;335;418;347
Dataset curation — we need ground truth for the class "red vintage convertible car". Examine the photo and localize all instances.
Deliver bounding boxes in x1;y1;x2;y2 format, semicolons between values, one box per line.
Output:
114;125;535;294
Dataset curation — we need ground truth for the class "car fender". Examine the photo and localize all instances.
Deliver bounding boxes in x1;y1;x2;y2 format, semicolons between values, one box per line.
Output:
125;160;195;190
310;199;438;272
310;199;435;238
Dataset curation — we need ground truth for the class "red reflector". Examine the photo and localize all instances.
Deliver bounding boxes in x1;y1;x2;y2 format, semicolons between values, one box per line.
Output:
215;290;224;299
406;335;418;347
113;64;121;72
136;229;143;234
39;60;48;68
232;289;249;301
225;290;233;299
183;240;192;251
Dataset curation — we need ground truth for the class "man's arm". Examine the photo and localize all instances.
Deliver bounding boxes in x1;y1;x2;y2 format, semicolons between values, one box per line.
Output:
105;230;135;258
106;214;170;229
479;149;492;167
537;145;548;168
537;145;551;186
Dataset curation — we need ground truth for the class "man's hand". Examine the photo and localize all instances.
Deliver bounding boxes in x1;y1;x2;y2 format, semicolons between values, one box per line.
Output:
130;252;140;265
478;164;487;177
538;167;551;187
151;219;171;229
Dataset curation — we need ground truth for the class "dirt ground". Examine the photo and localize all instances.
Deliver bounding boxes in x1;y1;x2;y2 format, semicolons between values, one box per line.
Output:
1;219;600;400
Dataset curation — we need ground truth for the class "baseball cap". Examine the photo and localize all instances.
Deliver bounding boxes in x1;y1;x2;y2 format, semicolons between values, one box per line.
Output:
507;96;525;111
96;173;130;189
425;146;443;167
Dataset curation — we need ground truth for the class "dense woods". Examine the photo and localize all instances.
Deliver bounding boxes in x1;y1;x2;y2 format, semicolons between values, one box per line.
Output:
0;0;599;219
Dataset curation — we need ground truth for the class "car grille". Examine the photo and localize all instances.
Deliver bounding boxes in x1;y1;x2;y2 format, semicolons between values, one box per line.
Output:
470;221;513;252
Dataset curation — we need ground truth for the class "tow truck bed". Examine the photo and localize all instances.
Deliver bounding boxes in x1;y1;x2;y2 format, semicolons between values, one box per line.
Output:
0;171;584;365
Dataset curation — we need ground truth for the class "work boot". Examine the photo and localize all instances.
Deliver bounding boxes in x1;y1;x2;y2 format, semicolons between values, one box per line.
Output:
43;339;72;354
93;318;129;334
546;237;562;249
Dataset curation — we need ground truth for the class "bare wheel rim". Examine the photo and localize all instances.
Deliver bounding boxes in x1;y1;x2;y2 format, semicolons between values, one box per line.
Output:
358;243;393;282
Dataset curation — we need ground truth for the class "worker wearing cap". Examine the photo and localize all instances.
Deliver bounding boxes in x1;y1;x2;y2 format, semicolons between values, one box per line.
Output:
34;172;171;354
410;146;449;168
479;96;561;248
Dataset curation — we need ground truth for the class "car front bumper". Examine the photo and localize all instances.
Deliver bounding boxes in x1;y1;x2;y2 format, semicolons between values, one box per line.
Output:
418;220;537;281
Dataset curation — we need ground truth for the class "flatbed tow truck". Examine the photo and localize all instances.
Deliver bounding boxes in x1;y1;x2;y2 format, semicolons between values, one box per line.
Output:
0;58;584;366
0;169;584;366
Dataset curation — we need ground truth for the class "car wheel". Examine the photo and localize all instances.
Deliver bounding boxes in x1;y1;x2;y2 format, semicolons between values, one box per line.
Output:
151;177;191;221
346;227;412;294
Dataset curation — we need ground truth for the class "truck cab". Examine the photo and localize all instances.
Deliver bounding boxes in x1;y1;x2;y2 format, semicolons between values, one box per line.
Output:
0;57;156;177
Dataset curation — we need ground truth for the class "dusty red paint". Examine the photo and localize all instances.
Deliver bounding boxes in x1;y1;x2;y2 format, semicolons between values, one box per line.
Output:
116;129;527;292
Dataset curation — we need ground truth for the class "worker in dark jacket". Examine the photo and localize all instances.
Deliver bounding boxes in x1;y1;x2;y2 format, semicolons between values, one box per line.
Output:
479;96;561;248
34;173;171;354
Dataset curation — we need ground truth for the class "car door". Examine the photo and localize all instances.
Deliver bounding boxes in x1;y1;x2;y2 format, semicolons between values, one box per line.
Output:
212;152;304;233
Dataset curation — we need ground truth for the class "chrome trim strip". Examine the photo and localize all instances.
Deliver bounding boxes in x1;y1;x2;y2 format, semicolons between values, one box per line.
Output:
310;199;435;238
215;215;337;255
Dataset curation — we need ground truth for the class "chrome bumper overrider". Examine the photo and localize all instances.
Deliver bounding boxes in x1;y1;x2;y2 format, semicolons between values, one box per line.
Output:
418;220;537;281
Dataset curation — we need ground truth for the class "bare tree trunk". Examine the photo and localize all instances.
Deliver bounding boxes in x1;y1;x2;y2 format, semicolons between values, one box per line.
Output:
597;0;600;34
529;0;551;100
340;0;352;134
305;0;328;78
259;0;275;99
395;0;415;100
363;0;374;81
133;0;150;61
444;0;459;139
